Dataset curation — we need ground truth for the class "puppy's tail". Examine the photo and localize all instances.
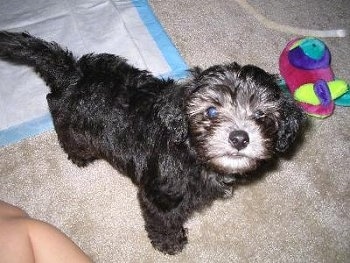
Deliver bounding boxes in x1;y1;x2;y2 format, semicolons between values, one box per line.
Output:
0;31;80;93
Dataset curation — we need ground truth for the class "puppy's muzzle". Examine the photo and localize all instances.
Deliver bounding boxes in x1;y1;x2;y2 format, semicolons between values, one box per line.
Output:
229;130;249;151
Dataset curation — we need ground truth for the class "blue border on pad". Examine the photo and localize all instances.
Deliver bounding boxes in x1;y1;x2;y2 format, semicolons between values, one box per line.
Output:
0;0;189;147
0;114;54;147
131;0;189;80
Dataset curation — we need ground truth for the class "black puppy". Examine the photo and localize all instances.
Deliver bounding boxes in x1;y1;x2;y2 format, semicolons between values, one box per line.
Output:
0;31;305;254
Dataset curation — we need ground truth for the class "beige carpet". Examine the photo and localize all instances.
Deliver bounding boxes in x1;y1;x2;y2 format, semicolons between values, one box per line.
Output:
1;0;349;262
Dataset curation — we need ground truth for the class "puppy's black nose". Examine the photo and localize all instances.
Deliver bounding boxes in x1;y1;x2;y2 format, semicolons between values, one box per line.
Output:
229;130;249;151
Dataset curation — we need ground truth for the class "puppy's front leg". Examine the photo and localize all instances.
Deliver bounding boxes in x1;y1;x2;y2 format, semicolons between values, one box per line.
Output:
138;185;187;255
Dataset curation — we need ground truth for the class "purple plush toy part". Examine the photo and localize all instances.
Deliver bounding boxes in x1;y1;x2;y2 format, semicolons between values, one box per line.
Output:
279;37;349;118
288;38;331;70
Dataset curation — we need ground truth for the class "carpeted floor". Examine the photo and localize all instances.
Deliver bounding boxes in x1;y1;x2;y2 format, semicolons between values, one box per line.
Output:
1;0;349;262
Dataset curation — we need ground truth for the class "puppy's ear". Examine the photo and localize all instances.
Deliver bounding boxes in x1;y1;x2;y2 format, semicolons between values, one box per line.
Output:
275;95;307;152
167;112;188;144
156;105;188;144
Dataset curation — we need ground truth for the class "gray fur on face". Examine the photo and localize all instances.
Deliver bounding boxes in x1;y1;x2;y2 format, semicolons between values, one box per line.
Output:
186;63;294;174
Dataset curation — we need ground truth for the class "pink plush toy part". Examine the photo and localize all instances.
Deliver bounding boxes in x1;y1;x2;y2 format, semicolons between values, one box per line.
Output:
279;37;349;118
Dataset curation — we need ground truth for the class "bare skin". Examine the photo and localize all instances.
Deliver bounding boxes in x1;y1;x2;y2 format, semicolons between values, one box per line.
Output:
0;200;93;263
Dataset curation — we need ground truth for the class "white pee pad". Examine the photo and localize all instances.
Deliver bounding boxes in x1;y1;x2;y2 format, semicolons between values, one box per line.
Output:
0;0;188;146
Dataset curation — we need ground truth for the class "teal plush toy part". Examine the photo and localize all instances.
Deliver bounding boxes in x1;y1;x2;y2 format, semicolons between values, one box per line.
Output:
279;37;350;118
335;84;350;106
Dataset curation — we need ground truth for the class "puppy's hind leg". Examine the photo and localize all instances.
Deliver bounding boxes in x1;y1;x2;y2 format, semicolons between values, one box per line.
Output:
47;94;98;167
57;131;98;167
68;153;97;168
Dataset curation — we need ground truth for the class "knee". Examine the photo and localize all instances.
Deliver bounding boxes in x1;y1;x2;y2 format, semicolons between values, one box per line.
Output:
0;201;29;219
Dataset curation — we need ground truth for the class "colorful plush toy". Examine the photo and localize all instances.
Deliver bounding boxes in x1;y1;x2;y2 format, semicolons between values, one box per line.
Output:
279;37;350;118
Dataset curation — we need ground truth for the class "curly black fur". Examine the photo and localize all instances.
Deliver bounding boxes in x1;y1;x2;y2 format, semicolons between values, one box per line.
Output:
0;31;306;254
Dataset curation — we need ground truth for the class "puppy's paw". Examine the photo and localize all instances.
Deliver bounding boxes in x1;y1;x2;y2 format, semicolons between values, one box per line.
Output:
150;227;188;255
68;155;95;167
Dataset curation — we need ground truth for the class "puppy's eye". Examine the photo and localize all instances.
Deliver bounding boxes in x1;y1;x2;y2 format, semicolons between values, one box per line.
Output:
253;110;266;119
206;106;218;119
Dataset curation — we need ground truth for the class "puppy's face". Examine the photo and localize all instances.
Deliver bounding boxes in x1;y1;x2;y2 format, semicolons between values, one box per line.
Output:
186;63;305;174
